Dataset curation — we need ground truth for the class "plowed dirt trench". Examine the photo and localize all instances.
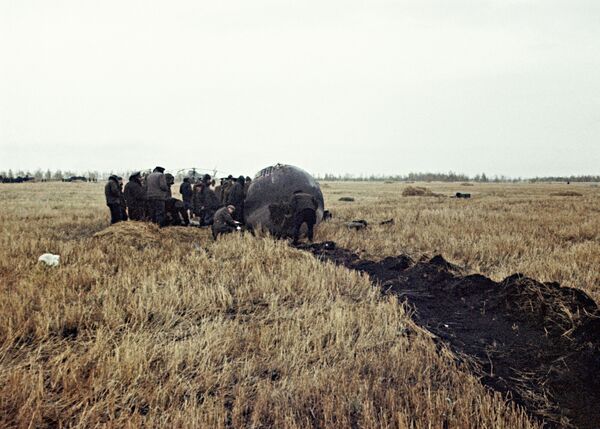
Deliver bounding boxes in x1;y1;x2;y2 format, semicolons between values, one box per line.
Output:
298;242;600;429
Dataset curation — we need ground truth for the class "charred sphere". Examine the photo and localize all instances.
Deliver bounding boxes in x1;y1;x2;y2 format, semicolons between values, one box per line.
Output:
244;164;325;237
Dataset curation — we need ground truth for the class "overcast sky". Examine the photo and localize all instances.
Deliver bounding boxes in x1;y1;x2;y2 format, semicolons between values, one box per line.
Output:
1;0;599;177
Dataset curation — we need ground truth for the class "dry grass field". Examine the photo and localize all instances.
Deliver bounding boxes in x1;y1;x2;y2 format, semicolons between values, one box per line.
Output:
1;180;599;428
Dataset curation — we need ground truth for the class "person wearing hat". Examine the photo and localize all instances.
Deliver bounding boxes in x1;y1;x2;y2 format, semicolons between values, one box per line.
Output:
124;172;146;221
212;205;241;240
104;175;124;224
226;176;245;222
145;166;169;226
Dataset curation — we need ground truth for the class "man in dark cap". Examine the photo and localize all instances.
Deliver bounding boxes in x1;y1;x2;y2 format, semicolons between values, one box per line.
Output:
146;166;169;226
212;205;241;240
226;176;245;222
104;175;124;224
124;172;146;221
289;190;318;244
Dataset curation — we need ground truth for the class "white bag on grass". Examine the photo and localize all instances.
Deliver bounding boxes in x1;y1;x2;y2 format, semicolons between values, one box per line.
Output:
38;253;60;267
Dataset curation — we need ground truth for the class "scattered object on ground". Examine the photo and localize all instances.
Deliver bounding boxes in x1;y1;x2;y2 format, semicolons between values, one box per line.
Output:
322;210;332;220
346;220;368;230
338;197;355;202
550;191;583;197
461;182;474;186
402;186;435;197
38;253;60;267
297;242;600;429
455;192;471;199
384;181;395;184
379;218;394;225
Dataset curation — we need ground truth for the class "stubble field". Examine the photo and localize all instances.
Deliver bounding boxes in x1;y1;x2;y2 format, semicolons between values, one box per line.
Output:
1;180;599;428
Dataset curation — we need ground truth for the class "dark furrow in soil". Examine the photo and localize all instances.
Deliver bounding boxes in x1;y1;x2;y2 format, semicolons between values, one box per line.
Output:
297;241;600;429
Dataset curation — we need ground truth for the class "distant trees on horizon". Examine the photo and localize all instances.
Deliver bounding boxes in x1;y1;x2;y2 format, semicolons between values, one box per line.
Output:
1;168;599;183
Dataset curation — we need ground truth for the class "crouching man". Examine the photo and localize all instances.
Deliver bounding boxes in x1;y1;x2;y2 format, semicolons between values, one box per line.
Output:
165;198;190;226
212;205;241;240
290;190;318;245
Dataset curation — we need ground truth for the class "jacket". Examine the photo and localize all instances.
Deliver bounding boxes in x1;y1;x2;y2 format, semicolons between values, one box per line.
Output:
179;182;193;202
226;182;245;207
124;180;145;210
104;176;121;205
212;206;237;232
146;171;169;200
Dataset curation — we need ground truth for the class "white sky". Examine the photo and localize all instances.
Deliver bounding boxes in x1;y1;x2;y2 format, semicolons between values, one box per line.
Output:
1;0;599;177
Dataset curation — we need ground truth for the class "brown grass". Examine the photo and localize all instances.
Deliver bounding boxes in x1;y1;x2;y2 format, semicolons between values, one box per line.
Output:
319;181;600;302
549;191;583;197
3;180;596;428
401;186;435;197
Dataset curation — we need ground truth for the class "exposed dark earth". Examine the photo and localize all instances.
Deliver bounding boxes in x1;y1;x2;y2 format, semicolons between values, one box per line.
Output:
297;242;600;429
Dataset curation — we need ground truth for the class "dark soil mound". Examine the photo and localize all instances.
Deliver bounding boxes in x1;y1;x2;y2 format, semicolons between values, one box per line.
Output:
298;242;600;429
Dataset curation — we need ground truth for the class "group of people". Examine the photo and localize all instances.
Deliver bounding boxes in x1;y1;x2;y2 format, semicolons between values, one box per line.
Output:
104;167;255;239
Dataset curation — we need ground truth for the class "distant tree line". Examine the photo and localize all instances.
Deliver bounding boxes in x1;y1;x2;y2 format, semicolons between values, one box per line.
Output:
1;169;599;183
0;169;101;182
315;172;600;183
527;175;600;183
316;172;521;182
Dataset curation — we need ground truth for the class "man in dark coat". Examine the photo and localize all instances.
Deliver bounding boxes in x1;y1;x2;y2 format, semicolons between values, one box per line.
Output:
146;166;169;226
289;190;318;244
104;175;124;224
212;205;240;240
124;172;146;221
192;182;221;226
179;177;193;217
226;176;245;222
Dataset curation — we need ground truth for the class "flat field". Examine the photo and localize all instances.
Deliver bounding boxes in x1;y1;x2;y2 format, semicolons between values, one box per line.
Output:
1;180;598;428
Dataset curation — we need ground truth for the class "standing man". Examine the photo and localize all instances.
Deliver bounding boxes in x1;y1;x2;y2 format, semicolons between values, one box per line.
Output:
146;166;169;226
220;175;234;204
124;172;146;221
226;176;245;222
212;205;240;240
104;175;124;224
179;177;193;218
289;190;318;244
